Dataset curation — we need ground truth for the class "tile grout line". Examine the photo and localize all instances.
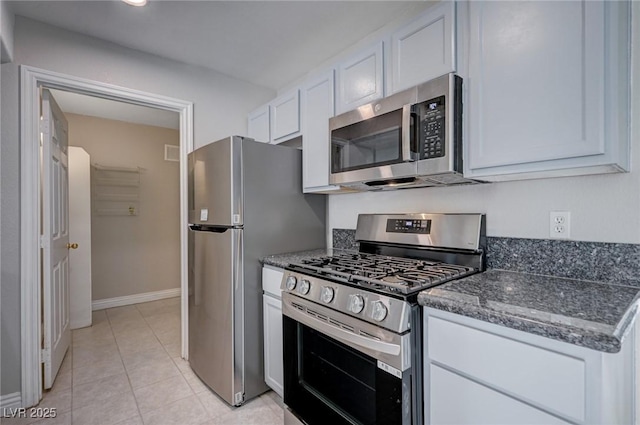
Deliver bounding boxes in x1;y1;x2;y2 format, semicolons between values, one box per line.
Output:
106;307;145;425
135;302;212;422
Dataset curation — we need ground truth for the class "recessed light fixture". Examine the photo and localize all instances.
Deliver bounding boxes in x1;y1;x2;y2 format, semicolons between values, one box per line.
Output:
122;0;148;6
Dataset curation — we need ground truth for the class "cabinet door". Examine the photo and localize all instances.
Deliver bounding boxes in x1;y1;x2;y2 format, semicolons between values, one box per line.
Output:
262;265;284;297
301;71;341;193
248;105;270;143
389;1;456;94
263;293;283;397
428;315;585;422
429;365;571;425
336;42;384;115
270;90;300;143
464;1;630;179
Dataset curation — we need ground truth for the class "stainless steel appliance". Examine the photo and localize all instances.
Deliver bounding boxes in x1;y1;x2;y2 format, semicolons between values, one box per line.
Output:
188;136;326;406
281;213;485;425
330;73;477;191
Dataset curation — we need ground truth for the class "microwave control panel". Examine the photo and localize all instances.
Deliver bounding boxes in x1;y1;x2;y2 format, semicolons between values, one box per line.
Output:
418;96;446;159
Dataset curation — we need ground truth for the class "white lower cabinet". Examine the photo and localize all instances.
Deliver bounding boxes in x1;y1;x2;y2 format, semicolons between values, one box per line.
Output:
262;266;284;397
424;308;638;425
430;365;570;425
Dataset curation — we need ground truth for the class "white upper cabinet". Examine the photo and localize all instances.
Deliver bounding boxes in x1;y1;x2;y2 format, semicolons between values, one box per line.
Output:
247;105;270;143
463;1;631;180
336;41;385;115
389;1;456;94
301;70;341;193
270;89;301;143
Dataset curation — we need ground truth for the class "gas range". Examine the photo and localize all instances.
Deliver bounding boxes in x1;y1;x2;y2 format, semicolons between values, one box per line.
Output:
281;213;486;425
282;213;486;332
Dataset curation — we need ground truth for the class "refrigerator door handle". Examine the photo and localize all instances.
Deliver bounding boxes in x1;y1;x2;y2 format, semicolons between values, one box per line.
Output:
189;224;231;233
232;228;245;402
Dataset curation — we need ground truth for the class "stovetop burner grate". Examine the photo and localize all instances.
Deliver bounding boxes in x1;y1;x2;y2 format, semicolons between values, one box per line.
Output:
291;252;475;295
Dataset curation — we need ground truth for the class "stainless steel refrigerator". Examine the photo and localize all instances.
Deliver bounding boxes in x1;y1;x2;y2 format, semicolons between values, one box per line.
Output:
187;136;326;406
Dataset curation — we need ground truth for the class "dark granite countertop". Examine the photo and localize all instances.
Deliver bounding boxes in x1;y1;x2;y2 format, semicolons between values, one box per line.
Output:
261;248;357;269
418;270;640;353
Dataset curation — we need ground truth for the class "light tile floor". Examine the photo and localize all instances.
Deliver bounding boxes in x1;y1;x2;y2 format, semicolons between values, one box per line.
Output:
2;297;283;425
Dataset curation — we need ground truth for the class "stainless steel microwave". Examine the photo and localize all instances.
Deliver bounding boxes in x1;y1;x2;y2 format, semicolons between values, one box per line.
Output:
329;73;477;190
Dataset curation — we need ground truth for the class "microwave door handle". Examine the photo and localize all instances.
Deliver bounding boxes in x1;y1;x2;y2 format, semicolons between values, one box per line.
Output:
401;104;414;162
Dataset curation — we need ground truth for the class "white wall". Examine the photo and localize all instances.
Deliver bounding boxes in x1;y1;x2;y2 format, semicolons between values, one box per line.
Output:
0;17;275;398
327;3;640;245
68;113;181;301
1;1;15;63
0;62;21;398
13;17;275;148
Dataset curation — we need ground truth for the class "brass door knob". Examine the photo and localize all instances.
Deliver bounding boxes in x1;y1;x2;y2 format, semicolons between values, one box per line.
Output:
67;243;79;249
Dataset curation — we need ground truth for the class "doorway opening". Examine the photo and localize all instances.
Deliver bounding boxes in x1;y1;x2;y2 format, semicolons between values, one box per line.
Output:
51;88;182;318
20;66;193;407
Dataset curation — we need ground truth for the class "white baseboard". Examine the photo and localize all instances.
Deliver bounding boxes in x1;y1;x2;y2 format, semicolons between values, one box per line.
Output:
92;288;181;311
0;392;22;409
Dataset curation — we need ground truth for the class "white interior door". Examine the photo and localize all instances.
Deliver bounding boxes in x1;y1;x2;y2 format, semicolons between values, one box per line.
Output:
41;89;71;390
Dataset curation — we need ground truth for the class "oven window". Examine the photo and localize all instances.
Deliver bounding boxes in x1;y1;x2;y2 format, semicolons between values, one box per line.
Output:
301;326;376;423
284;317;406;425
331;109;403;174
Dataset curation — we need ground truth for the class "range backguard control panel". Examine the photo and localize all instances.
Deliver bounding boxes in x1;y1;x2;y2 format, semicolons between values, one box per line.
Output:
386;219;432;234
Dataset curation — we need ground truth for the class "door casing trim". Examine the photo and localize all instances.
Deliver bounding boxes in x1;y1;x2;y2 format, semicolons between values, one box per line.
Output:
20;65;194;407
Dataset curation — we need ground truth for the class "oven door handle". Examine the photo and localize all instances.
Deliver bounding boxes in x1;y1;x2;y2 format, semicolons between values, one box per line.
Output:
284;304;401;357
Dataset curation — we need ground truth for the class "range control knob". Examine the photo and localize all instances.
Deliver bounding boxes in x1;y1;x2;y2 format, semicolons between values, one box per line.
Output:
348;294;365;314
298;279;311;295
285;275;297;291
320;286;335;303
371;301;388;322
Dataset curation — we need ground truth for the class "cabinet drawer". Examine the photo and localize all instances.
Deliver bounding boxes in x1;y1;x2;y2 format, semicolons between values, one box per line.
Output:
430;364;570;425
262;265;284;297
428;316;585;421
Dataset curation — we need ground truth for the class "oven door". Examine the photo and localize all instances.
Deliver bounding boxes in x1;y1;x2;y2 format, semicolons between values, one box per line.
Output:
282;293;413;425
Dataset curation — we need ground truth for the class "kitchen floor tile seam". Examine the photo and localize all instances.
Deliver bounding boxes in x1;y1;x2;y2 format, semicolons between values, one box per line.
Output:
191;390;218;422
147;328;179;359
71;354;127;388
107;314;146;425
10;299;283;425
260;393;284;417
110;309;165;365
139;303;183;363
130;371;195;414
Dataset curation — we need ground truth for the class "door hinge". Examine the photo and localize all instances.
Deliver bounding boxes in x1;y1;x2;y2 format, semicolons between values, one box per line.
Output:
40;235;47;249
40;348;49;364
39;119;48;135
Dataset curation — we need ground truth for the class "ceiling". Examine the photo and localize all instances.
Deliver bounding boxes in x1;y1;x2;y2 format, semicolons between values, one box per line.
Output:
8;0;431;91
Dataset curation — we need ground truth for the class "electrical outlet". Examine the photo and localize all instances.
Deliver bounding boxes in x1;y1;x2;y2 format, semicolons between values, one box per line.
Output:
549;211;570;239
